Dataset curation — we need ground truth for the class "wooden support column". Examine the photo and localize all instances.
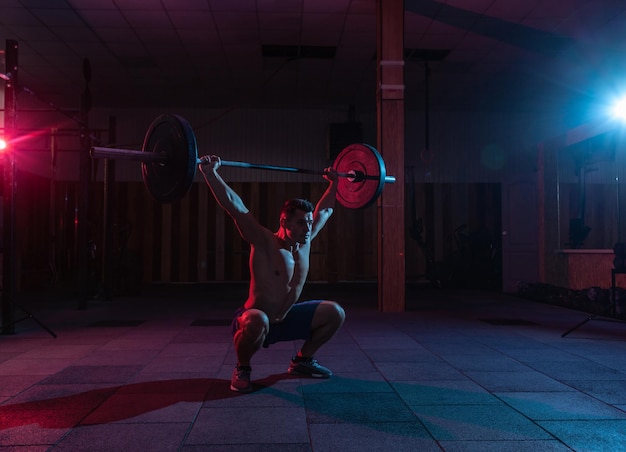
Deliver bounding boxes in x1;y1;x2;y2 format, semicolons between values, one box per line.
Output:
2;40;18;334
376;0;405;312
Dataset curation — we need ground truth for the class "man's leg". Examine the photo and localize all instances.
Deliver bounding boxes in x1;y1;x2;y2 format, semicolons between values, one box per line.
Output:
234;309;269;366
298;301;345;357
231;309;269;393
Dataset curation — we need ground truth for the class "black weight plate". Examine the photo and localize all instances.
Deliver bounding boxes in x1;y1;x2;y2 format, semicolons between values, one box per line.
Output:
333;143;386;209
141;114;198;203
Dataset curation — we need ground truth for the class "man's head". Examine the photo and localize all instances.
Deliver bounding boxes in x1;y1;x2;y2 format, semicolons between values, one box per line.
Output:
279;199;314;245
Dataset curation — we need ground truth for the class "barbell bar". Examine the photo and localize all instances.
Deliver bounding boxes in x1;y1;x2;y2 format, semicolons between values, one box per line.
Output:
90;113;396;208
91;147;395;184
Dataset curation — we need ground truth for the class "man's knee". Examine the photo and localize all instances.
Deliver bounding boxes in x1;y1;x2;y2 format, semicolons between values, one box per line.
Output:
237;309;270;340
317;301;345;329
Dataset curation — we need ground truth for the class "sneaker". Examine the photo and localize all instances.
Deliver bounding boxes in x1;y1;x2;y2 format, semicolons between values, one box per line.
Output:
287;356;332;378
230;365;253;393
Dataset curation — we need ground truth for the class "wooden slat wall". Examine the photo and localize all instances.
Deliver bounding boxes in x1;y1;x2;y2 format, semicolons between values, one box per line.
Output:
556;182;619;250
12;101;626;299
17;171;503;290
403;182;502;282
15;107;622;291
100;181;362;284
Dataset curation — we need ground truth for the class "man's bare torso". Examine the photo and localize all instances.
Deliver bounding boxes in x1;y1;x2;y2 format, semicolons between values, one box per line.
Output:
243;231;310;322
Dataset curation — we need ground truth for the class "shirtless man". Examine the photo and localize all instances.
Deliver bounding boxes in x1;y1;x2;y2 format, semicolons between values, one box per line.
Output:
199;155;346;393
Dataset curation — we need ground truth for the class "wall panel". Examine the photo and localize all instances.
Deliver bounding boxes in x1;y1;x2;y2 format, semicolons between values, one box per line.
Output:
16;175;501;292
11;106;571;295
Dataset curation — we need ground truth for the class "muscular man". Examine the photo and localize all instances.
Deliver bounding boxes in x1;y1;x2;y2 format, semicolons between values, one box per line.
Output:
199;155;346;393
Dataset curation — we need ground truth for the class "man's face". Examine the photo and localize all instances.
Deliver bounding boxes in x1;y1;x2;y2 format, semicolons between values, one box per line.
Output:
283;210;314;244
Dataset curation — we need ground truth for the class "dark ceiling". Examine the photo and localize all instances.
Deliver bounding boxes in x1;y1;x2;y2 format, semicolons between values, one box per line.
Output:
1;0;626;120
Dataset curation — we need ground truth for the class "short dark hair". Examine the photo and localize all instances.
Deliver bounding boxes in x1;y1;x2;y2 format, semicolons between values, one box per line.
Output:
280;198;314;220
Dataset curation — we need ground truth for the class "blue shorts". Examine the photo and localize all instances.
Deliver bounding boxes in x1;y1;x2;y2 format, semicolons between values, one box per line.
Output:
231;301;322;348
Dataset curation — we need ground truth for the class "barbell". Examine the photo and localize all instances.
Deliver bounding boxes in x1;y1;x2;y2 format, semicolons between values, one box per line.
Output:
90;113;396;209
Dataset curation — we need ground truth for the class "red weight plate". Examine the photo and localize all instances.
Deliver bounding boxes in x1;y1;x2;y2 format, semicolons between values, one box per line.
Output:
141;114;198;203
333;143;386;209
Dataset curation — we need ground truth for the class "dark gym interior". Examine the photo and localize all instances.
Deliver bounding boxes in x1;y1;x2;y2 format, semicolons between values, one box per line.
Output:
2;1;626;450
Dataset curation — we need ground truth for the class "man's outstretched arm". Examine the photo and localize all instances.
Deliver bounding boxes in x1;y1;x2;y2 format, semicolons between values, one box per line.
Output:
311;167;338;239
199;155;262;242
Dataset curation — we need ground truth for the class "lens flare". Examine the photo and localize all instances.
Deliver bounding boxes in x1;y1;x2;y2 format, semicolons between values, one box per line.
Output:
611;97;626;121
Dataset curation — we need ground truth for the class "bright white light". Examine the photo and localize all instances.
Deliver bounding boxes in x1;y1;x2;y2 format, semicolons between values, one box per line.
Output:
0;138;7;151
611;97;626;121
